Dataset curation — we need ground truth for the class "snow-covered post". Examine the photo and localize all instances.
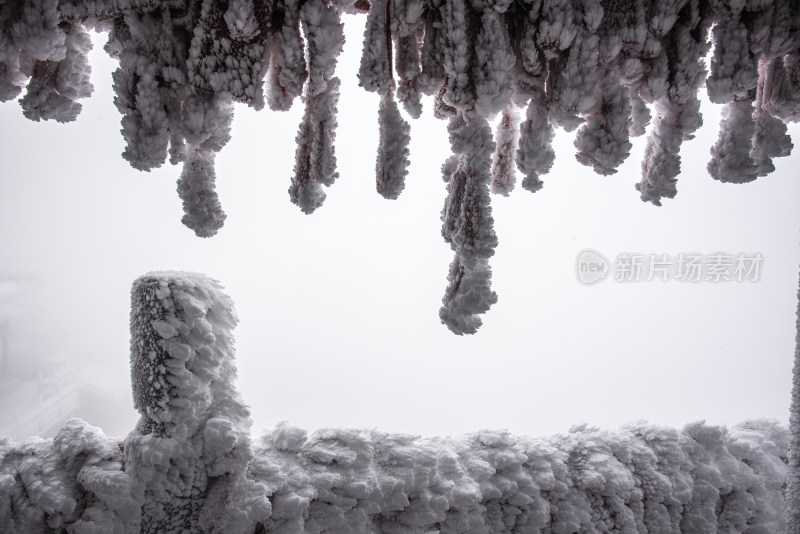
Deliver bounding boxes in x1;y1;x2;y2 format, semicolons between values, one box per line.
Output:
124;272;269;534
788;267;800;533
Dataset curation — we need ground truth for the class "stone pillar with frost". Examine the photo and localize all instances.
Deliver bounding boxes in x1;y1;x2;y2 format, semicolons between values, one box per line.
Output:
124;272;269;533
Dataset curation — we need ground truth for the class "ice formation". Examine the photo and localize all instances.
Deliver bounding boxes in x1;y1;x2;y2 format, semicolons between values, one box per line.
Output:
0;1;798;334
0;271;796;533
788;269;800;534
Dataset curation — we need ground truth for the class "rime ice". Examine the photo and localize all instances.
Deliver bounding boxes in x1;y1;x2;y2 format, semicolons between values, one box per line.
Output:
0;271;795;533
1;0;799;331
126;271;269;533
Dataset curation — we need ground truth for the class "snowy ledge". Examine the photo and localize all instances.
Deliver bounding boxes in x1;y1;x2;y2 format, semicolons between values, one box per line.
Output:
0;272;791;533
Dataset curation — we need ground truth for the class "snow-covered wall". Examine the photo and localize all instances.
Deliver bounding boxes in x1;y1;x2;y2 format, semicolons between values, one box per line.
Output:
0;272;793;533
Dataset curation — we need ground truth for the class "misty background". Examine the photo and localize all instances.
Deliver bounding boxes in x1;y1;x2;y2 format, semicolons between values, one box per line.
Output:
1;15;799;440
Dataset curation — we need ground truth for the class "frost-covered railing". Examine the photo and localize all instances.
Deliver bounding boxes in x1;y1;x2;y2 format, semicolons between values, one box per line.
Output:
0;272;794;533
1;0;798;334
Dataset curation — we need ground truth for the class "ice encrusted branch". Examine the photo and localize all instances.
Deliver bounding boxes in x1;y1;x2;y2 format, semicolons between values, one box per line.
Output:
289;77;342;213
288;0;345;213
440;113;498;335
376;87;411;199
0;271;794;533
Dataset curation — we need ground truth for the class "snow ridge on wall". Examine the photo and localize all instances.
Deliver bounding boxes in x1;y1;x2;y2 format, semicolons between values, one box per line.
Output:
0;272;792;533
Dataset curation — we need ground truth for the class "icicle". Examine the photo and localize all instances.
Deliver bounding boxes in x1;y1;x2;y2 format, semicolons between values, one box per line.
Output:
309;77;342;188
376;88;411;199
289;80;343;214
637;96;701;204
439;254;497;335
267;0;308;111
633;0;710;203
280;0;346;209
113;58;169;171
109;7;199;173
18;23;93;123
416;8;446;96
751;104;793;176
301;0;345;99
629;91;651;136
181;93;234;153
763;53;800;123
177;147;227;238
511;0;547;105
289;112;327;214
554;31;602;118
751;57;793;176
439;113;498;335
636;45;669;103
707;9;758;104
177;93;233;234
358;0;394;95
545;50;584;131
516;88;555;193
490;105;519;195
574;72;633;176
395;31;423;118
707;99;758;184
441;0;475;111
19;60;79;123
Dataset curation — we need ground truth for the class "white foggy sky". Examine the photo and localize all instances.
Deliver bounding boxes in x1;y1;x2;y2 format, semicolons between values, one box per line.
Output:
1;16;800;439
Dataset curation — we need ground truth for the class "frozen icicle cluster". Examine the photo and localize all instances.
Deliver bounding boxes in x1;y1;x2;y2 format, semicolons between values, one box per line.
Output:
1;0;94;122
1;1;799;332
705;1;798;185
0;0;347;235
0;271;794;533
